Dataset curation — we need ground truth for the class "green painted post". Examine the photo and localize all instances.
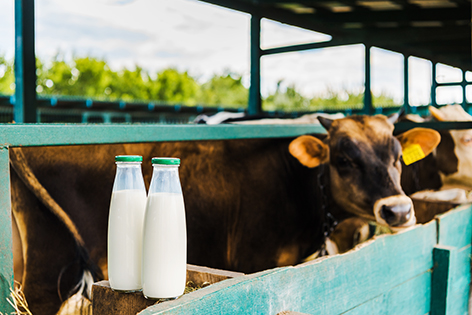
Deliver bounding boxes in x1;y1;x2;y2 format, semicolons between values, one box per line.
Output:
404;54;411;114
364;45;373;115
14;0;37;123
430;245;462;315
431;245;452;315
431;63;437;107
248;13;261;115
0;148;14;314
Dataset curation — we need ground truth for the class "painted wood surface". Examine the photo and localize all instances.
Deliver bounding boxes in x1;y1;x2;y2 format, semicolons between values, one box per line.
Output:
92;264;244;315
435;205;472;315
138;222;438;315
0;124;326;147
0;148;13;314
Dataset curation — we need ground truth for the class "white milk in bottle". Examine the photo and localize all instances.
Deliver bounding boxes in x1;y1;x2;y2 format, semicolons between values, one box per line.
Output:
142;157;187;299
108;155;147;292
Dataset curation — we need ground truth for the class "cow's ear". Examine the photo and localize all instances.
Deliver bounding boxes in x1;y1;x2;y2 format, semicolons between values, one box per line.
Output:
289;135;329;168
429;106;447;121
396;128;441;158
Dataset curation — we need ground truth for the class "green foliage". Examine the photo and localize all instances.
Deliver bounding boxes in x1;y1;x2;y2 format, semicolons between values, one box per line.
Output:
0;55;400;111
148;68;200;105
198;72;248;108
0;55;14;95
264;82;310;111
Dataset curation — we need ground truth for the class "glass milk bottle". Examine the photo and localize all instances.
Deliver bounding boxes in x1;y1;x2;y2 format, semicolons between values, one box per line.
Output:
108;155;147;292
142;157;187;299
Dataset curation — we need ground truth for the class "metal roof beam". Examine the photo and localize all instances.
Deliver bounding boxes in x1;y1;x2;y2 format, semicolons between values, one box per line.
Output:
332;7;470;24
261;38;362;55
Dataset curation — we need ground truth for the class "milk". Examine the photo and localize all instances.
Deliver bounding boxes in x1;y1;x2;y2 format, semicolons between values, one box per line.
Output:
142;192;187;299
108;189;147;291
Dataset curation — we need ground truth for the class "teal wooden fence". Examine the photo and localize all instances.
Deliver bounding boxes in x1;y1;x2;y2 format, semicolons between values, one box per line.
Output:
0;123;325;313
0;123;471;314
139;204;472;315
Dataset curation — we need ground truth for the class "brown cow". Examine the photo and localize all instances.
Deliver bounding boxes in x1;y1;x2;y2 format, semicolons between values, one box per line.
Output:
10;114;439;314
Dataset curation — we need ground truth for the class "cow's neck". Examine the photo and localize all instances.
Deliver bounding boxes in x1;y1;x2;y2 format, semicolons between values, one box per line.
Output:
318;163;357;224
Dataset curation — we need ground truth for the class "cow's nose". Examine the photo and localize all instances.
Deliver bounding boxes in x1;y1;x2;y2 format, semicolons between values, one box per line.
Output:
380;204;411;226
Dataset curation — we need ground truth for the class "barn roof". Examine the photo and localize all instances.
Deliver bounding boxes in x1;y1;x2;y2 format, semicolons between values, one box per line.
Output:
200;0;472;71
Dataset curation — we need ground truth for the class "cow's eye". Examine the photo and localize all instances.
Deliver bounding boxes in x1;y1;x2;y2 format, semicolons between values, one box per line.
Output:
337;156;351;168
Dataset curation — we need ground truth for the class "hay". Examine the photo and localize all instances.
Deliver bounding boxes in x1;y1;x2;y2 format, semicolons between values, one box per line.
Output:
1;282;32;315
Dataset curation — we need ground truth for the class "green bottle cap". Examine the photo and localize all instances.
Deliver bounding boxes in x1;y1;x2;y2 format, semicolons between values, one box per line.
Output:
115;155;143;162
151;157;180;165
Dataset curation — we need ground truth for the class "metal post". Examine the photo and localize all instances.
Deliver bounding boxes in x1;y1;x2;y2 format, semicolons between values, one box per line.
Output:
431;62;437;107
248;14;261;115
404;54;411;114
462;70;467;110
14;0;37;123
364;45;373;115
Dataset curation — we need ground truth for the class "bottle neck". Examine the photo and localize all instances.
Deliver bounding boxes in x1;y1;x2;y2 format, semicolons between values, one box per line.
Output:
113;162;146;192
149;164;182;195
116;162;142;168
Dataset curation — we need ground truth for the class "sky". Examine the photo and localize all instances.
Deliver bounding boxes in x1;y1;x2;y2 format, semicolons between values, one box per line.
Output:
0;0;468;107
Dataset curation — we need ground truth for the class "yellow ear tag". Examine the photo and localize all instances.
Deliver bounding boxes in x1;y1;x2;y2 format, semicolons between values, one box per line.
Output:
402;144;425;166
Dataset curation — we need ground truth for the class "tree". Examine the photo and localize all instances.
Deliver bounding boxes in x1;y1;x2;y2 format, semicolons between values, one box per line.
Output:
264;81;309;111
198;72;248;108
0;55;14;95
147;68;200;105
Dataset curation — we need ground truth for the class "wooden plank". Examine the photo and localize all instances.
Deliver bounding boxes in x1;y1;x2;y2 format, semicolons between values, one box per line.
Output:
0;148;14;314
434;204;472;315
431;245;453;315
186;264;244;287
436;204;472;248
445;245;471;314
343;271;431;314
138;222;437;315
430;244;471;315
92;281;155;315
0;124;326;147
92;265;244;315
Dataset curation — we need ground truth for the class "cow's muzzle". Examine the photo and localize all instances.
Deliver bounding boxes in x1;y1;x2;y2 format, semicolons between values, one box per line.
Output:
373;195;416;231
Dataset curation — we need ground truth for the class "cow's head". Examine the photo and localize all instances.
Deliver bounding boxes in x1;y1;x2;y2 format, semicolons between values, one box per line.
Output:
429;105;472;190
289;114;440;230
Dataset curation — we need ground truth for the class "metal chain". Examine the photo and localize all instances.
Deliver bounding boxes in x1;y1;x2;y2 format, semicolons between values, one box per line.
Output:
317;164;338;257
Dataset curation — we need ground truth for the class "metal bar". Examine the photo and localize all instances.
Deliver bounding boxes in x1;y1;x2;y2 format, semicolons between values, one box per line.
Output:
404;54;410;113
394;121;472;133
0;124;326;147
431;62;437;107
14;0;37;123
364;45;373;115
0;120;466;148
436;81;467;87
462;70;467;111
261;39;361;56
248;14;262;115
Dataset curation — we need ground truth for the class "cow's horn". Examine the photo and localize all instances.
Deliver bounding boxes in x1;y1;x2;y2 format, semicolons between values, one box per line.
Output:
318;116;333;131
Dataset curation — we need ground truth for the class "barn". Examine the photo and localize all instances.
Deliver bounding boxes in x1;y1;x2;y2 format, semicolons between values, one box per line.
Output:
1;0;472;314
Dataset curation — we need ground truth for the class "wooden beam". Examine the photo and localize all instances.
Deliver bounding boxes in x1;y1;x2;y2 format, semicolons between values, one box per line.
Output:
0;148;13;314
